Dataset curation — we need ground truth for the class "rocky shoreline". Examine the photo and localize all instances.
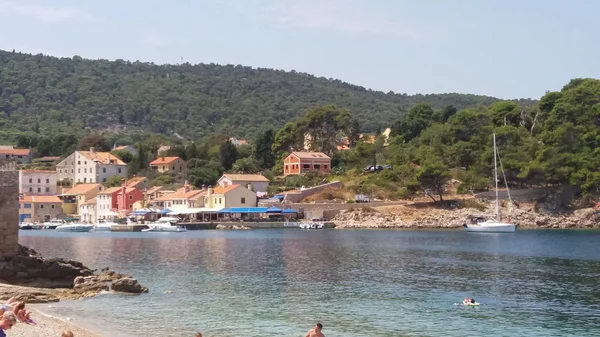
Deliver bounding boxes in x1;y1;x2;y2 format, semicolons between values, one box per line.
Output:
332;203;600;229
0;245;148;303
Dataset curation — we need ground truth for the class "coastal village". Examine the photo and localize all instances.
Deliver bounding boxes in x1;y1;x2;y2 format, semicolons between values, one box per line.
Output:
4;136;358;230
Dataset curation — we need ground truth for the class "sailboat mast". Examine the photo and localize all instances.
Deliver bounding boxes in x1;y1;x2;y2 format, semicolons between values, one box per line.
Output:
493;133;499;222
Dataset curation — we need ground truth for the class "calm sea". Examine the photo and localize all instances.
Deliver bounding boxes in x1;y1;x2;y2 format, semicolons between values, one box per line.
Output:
19;229;600;337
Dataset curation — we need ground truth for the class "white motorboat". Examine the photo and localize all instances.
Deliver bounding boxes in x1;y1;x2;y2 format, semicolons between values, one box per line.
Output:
298;222;324;229
43;219;65;229
142;217;187;232
465;133;517;233
55;224;94;232
94;222;116;231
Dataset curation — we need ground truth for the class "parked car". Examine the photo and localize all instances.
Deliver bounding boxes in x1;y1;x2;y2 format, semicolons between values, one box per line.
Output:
355;194;370;203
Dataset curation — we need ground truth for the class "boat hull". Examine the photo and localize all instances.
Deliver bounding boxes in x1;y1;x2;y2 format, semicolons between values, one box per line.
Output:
298;223;324;229
94;226;112;231
465;222;517;233
142;226;187;232
55;225;93;232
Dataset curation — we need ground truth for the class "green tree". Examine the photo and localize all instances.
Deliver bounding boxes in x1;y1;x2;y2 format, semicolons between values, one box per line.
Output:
103;175;124;188
416;162;451;202
219;140;237;171
254;129;275;169
111;150;133;164
76;133;111;152
391;103;436;142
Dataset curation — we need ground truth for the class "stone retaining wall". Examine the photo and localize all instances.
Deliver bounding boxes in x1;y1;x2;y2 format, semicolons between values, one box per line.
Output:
0;160;19;258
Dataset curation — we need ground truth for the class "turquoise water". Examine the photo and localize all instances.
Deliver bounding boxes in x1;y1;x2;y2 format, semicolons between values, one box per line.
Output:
19;229;600;336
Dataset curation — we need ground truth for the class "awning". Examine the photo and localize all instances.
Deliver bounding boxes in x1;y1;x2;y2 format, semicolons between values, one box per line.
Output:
158;209;172;214
266;206;283;213
168;208;223;215
228;207;268;213
217;208;231;214
282;208;298;214
131;208;160;215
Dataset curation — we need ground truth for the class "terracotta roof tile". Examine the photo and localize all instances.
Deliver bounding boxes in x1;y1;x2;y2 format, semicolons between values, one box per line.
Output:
290;152;331;160
20;195;62;203
0;149;30;156
150;157;183;165
213;184;240;194
98;187;122;195
78;151;126;165
222;174;269;182
62;184;102;195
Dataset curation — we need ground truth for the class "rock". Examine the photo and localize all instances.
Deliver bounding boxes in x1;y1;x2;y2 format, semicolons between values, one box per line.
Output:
111;277;149;294
73;276;109;292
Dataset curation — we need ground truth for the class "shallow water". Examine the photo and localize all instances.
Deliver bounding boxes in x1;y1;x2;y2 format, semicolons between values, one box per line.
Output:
20;229;600;336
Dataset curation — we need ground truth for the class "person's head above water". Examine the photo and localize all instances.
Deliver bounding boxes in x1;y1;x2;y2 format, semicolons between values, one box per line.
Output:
470;298;475;303
315;323;323;331
61;330;74;337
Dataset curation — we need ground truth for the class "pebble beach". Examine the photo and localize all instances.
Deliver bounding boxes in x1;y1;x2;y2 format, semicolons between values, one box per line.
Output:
9;307;100;337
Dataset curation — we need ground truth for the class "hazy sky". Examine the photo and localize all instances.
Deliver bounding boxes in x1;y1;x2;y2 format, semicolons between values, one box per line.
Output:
0;0;598;99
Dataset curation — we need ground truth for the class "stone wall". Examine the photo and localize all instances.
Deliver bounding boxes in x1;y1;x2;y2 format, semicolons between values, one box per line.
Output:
0;160;19;258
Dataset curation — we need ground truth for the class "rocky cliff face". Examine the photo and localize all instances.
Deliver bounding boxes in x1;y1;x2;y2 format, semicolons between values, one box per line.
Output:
333;202;600;229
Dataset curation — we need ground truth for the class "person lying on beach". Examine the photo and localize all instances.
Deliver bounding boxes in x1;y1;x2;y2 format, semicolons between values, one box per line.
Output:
0;312;17;337
305;323;325;337
61;330;74;337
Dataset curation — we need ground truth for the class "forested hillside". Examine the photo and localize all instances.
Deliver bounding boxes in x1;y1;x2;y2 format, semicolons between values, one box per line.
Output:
0;49;534;143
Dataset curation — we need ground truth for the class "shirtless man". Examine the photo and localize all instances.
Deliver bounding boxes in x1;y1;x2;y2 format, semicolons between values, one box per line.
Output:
305;323;325;337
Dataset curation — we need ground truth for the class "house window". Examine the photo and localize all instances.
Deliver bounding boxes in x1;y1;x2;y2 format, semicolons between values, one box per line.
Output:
129;195;133;200
28;178;32;183
78;169;81;173
51;204;55;209
46;179;49;183
59;170;62;174
84;178;87;183
241;197;246;204
40;204;44;209
172;166;175;171
118;168;122;174
162;166;165;171
78;161;81;165
314;164;321;169
103;178;106;182
90;168;94;174
37;188;41;192
324;165;328;169
84;168;87;173
28;187;32;192
38;179;41;183
71;169;74;173
24;204;31;209
85;161;87;165
303;164;310;169
45;187;50;192
103;168;106;173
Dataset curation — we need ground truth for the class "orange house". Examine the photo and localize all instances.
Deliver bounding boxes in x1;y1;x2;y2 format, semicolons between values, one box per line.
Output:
283;152;331;176
149;156;187;174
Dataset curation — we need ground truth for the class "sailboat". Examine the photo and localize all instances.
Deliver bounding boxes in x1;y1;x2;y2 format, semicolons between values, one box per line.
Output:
464;134;518;233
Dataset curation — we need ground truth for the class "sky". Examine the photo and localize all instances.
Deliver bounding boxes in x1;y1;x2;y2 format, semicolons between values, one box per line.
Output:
0;0;598;99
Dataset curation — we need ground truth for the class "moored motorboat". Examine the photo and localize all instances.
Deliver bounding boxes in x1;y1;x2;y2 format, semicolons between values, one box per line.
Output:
298;222;324;229
43;219;65;229
94;222;116;231
55;224;93;232
141;217;187;232
19;223;33;230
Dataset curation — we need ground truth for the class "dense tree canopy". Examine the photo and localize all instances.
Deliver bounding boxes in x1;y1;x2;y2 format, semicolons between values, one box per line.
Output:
0;49;534;146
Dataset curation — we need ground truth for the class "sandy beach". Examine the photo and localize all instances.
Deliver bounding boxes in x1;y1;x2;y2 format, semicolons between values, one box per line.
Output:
8;307;100;337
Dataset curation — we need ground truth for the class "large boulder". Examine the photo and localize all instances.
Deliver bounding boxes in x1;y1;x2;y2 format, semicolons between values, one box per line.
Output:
111;277;149;294
73;276;109;292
